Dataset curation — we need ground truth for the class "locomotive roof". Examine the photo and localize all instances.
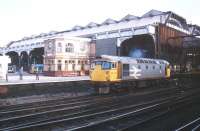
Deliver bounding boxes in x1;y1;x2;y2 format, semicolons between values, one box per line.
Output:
100;55;169;65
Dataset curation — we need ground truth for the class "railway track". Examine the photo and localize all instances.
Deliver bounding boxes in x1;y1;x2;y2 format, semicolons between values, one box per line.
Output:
0;94;118;129
175;117;200;131
0;85;198;131
0;94;98;112
0;85;181;119
1;95;176;131
0;77;189;114
65;89;200;131
115;93;200;131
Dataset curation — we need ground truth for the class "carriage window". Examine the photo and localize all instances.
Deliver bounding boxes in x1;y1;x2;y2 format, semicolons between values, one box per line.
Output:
138;65;141;69
146;65;148;70
160;66;162;69
153;66;155;70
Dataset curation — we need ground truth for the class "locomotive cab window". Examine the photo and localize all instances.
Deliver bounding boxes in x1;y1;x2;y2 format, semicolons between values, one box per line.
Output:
102;62;111;69
111;63;116;69
95;61;102;65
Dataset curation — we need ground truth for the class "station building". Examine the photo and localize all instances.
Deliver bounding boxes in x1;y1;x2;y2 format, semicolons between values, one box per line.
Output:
43;37;94;76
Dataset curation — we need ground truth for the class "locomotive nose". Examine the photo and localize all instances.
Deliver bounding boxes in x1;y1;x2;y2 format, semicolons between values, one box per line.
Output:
90;65;108;82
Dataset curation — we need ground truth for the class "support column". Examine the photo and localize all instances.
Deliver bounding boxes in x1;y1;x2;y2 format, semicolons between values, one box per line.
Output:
150;34;157;59
117;38;121;56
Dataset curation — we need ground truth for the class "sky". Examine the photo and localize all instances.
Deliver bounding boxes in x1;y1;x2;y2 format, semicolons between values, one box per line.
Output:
0;0;199;46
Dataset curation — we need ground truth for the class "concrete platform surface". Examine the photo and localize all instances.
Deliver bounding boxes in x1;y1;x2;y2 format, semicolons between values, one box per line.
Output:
0;73;90;85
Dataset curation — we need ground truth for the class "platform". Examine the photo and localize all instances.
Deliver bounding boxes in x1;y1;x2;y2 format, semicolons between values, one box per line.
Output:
0;73;90;85
0;73;91;98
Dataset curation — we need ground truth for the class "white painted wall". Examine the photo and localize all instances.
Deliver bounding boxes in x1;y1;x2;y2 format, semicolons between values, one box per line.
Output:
0;56;11;79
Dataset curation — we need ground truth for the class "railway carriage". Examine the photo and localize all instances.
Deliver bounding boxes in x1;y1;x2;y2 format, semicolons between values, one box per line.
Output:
90;55;170;94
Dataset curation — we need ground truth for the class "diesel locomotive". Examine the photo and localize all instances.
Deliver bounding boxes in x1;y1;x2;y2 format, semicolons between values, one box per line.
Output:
90;55;170;94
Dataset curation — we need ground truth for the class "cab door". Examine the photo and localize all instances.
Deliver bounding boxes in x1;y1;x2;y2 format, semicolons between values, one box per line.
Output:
165;65;170;78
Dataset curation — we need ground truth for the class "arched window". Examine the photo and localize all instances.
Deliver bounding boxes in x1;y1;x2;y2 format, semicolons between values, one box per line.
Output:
65;60;68;71
65;43;74;53
57;60;62;71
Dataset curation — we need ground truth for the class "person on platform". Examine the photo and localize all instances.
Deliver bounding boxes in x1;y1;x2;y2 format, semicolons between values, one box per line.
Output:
19;67;23;80
36;67;39;80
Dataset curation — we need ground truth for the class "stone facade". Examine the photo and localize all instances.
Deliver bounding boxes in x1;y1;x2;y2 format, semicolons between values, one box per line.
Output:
43;37;92;76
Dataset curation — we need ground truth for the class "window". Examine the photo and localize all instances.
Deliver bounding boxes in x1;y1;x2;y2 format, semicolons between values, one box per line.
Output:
138;65;141;69
149;60;153;64
57;60;62;71
57;42;62;53
65;60;68;70
139;60;144;63
160;66;162;69
152;61;156;64
144;60;148;63
48;64;51;71
153;66;155;70
102;62;111;69
48;60;51;64
91;62;95;69
65;43;74;53
48;42;53;49
72;63;75;71
112;63;116;68
146;65;148;70
95;61;102;65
